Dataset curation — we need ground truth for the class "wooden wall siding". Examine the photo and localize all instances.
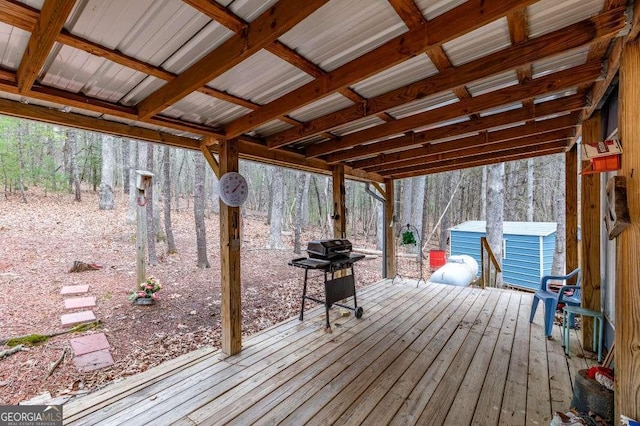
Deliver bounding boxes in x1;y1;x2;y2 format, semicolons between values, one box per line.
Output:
580;112;602;351
62;281;598;425
566;145;579;277
219;139;242;356
616;38;640;421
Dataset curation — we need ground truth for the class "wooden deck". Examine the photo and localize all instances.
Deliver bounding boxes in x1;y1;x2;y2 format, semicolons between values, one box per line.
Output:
63;280;598;425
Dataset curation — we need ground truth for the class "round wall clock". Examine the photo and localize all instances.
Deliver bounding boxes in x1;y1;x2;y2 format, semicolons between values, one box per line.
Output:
219;172;249;207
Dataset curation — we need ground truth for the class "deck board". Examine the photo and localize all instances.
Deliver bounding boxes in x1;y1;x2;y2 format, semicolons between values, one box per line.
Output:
63;280;588;426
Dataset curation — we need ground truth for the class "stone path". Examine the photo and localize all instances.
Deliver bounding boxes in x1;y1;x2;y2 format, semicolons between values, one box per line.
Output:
59;285;114;371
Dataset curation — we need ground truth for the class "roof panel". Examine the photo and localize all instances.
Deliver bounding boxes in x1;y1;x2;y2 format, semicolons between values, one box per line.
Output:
443;17;512;67
479;102;523;117
67;0;211;68
466;70;519;97
350;54;437;98
17;0;43;10
160;21;233;74
210;50;313;105
531;45;590;79
415;0;466;20
42;45;147;103
527;0;605;38
278;0;407;72
0;23;30;71
387;91;459;120
164;91;250;126
226;0;279;23
534;88;578;104
288;93;354;123
451;221;557;237
252;119;294;137
330;116;386;137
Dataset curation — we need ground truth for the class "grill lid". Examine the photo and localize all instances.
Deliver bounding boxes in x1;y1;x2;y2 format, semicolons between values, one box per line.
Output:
306;239;352;259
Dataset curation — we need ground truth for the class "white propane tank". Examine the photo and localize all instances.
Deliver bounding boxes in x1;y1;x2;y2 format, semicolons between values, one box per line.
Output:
429;255;479;287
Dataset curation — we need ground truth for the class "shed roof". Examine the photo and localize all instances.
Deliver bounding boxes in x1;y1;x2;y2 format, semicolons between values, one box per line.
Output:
0;0;633;181
451;221;557;237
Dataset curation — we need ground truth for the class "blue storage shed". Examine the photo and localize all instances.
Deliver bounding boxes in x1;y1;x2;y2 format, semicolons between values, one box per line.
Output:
449;221;557;291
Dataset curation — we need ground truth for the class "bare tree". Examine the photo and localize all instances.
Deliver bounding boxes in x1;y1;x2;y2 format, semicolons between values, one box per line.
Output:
194;154;210;268
486;162;505;287
163;146;177;254
293;171;305;254
98;135;115;210
16;122;28;203
146;143;157;265
268;167;285;249
126;140;137;224
527;158;534;221
551;155;566;275
67;129;81;202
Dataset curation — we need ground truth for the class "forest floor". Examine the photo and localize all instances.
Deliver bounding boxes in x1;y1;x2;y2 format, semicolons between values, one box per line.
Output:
0;188;431;405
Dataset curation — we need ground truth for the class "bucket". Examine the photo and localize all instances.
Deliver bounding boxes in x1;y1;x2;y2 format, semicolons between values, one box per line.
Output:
429;250;446;271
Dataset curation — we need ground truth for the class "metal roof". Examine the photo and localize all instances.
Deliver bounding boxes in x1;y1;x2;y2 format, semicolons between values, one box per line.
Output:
0;0;625;181
451;221;558;237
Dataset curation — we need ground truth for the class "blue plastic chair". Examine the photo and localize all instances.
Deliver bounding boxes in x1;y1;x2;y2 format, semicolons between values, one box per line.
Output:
529;268;581;337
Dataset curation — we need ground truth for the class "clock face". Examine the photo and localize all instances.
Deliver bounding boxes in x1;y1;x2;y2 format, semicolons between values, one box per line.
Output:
219;172;248;207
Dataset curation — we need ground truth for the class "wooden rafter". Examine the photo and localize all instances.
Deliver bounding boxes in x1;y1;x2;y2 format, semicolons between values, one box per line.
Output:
307;62;601;158
325;93;586;164
387;142;567;179
350;113;579;171
137;0;329;120
265;8;625;149
0;97;200;149
372;128;573;175
16;0;75;94
224;0;541;139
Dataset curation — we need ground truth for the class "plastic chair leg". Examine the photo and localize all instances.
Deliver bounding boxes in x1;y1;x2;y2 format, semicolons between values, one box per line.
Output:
543;299;556;337
529;296;540;323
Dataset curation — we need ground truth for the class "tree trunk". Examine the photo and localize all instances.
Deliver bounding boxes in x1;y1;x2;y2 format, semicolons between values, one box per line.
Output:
268;167;285;249
127;140;137;224
194;154;210;268
551;155;566;275
143;143;157;265
486;163;505;288
527;158;534;221
67;129;81;202
302;173;311;229
99;135;115;210
16;122;28;203
163;146;177;254
481;166;487;220
439;174;452;250
293;171;305;254
401;178;413;227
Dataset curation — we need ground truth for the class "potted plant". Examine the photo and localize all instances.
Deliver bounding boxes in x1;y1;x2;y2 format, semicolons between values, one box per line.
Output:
129;276;162;305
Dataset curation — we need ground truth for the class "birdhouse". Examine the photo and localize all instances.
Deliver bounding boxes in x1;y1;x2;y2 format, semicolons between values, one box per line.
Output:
580;137;622;175
135;170;154;190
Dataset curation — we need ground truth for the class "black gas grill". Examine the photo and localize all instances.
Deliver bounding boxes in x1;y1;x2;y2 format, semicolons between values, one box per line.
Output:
289;239;365;329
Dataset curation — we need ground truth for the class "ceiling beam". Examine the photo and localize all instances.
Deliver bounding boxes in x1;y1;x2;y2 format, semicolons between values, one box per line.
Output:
236;139;383;183
372;128;572;174
0;97;201;149
351;113;579;171
16;0;75;94
324;93;586;163
265;7;625;148
224;0;540;139
137;0;328;120
387;141;567;179
183;0;246;33
308;61;601;158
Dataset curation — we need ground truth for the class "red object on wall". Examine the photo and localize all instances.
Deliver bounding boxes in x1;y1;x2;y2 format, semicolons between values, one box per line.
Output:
429;250;446;271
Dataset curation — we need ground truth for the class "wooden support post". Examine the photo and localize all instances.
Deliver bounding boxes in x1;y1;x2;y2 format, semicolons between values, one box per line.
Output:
200;137;220;179
384;178;396;278
565;145;579;276
219;138;242;356
580;112;602;351
616;39;640;420
332;165;346;239
135;170;153;289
